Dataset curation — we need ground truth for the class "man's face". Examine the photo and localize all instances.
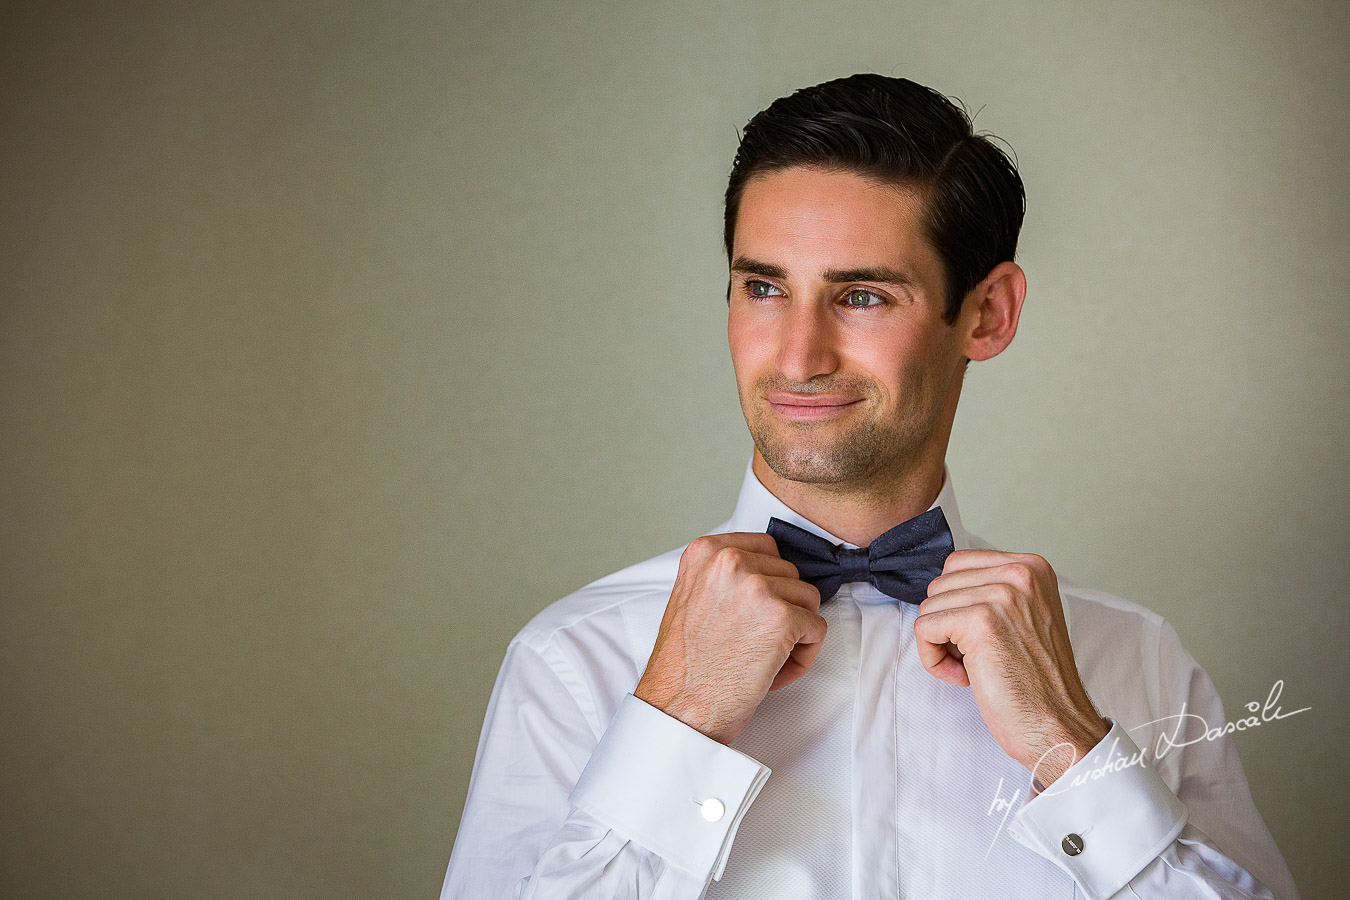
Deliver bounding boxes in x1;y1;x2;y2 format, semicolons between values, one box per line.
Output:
727;165;968;488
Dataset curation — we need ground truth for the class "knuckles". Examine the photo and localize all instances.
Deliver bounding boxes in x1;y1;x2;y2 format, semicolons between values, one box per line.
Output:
1000;562;1036;592
971;601;1002;629
1013;552;1053;579
682;535;722;564
710;545;751;576
740;572;769;596
681;539;751;577
763;600;795;632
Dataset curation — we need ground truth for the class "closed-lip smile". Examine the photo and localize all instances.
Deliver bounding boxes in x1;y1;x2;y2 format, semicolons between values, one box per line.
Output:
765;392;862;419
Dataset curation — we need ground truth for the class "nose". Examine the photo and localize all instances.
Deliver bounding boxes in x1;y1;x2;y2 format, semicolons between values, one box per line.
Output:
777;299;840;384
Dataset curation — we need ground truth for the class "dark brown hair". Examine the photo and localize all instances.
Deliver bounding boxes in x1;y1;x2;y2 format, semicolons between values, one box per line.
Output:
724;74;1025;325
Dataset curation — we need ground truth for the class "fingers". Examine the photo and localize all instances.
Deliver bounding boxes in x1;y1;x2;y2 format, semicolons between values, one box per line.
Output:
685;533;802;580
770;606;828;691
937;549;1050;580
922;573;1055;634
655;530;830;738
913;606;970;687
936;548;1011;573
925;652;970;687
913;608;949;668
770;645;815;690
754;555;805;580
698;530;786;558
760;573;822;612
788;603;828;647
920;582;1009;615
928;558;1039;599
729;531;801;579
739;530;788;555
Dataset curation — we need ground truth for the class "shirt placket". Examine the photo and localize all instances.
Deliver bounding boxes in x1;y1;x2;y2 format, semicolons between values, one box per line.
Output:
852;582;905;900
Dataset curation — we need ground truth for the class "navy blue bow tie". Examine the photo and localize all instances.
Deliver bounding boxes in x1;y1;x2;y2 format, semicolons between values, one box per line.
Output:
766;508;955;605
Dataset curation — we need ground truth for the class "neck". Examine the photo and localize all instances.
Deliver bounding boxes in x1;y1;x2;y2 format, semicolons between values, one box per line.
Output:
752;448;947;547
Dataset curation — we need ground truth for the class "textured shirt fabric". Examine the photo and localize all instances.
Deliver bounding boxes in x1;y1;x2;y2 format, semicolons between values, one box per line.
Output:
440;457;1301;899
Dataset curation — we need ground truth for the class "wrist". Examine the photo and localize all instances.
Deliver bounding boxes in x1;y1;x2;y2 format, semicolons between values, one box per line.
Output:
633;677;728;743
1033;715;1111;786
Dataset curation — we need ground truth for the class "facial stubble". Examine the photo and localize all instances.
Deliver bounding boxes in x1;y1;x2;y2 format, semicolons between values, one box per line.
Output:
745;384;935;489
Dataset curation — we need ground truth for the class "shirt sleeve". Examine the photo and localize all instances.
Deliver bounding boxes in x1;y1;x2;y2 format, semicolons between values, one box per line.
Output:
1005;620;1301;900
439;635;770;900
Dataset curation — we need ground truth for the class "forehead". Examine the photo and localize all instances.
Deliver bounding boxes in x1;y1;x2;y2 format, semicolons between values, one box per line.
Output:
732;166;941;286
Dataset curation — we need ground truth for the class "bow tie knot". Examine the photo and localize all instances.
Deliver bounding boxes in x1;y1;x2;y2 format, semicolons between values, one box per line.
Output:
836;546;871;585
766;507;956;605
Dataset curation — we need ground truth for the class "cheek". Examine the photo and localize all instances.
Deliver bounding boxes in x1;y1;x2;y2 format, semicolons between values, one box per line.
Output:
846;336;935;409
727;318;771;374
846;333;911;380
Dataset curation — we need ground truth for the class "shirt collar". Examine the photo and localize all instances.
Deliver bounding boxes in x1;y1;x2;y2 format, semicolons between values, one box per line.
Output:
724;454;973;552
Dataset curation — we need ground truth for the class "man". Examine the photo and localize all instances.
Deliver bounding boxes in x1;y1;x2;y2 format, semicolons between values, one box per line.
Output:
440;74;1299;899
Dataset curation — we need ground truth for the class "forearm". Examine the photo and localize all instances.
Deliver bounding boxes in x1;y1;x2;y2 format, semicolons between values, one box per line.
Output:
1008;717;1296;900
442;631;770;900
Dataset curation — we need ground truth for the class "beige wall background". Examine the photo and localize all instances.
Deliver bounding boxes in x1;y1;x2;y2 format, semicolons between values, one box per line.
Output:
2;0;1345;897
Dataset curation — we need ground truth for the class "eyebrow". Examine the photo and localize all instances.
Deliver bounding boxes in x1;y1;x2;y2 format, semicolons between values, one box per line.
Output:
729;255;918;288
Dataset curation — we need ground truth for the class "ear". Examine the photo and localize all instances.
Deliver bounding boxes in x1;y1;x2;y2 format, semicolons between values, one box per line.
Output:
961;261;1026;363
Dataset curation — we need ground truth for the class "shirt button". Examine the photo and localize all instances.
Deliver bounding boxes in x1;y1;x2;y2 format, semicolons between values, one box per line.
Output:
1061;833;1085;856
700;798;726;823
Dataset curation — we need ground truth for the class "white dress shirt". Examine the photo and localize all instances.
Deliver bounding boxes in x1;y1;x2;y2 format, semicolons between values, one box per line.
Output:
440;457;1300;899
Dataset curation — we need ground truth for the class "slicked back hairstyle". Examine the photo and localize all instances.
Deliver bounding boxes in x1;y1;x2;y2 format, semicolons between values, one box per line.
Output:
723;73;1025;326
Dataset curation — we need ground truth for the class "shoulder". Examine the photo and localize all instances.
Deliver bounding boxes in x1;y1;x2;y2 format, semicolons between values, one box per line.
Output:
1056;573;1169;706
504;525;726;705
501;519;741;721
496;536;703;730
514;516;738;652
515;541;686;650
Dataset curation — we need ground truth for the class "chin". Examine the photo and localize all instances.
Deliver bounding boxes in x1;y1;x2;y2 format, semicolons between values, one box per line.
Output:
757;440;849;483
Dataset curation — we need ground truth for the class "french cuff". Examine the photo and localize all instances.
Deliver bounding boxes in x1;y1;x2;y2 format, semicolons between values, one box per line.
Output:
1006;717;1187;900
569;693;771;883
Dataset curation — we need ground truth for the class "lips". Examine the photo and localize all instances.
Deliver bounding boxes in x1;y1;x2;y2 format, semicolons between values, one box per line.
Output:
764;392;861;408
764;393;862;420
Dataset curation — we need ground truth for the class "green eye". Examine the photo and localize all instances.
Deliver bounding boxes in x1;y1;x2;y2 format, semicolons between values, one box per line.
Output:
845;289;885;307
746;280;783;297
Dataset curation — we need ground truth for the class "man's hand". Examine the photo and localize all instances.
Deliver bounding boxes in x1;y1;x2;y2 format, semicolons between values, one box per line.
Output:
914;549;1110;786
634;532;827;745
